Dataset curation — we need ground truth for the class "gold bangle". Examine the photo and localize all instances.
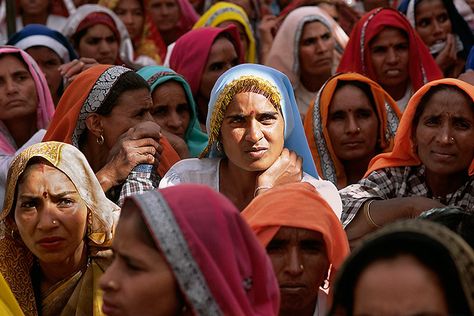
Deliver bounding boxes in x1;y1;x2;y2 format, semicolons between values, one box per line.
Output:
364;199;381;228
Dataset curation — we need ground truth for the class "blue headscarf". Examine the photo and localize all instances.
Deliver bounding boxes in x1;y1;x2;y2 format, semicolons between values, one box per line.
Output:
202;63;319;178
7;24;77;63
137;66;208;158
466;46;474;70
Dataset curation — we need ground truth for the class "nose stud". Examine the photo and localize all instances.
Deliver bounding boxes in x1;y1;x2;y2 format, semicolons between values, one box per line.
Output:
107;280;119;290
450;137;455;143
52;220;57;225
300;264;304;271
356;127;361;132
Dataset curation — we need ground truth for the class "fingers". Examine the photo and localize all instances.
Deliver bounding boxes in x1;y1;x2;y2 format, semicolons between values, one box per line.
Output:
126;121;162;141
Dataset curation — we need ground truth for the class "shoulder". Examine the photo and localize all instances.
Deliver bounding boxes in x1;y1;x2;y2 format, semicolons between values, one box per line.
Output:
302;173;343;219
159;158;220;188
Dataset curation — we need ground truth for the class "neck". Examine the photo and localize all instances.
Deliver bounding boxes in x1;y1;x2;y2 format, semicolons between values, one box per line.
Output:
383;82;407;101
22;13;48;26
81;135;109;173
425;169;469;197
280;300;317;316
3;115;37;148
300;71;331;92
39;243;87;291
342;152;377;187
219;158;258;211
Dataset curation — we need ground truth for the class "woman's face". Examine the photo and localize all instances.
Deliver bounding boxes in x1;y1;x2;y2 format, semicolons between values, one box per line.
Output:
299;21;335;80
148;0;180;33
199;37;239;102
327;84;379;162
220;91;284;172
0;54;38;122
20;0;49;15
78;24;119;65
99;88;155;148
14;163;88;266
151;81;191;139
115;0;144;40
414;87;474;178
100;207;180;316
353;255;449;315
26;46;63;103
415;0;452;48
266;227;329;315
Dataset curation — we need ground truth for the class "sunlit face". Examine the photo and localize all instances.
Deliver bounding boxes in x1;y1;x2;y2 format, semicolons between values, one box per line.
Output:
98;88;155;149
353;255;449;316
14;163;88;266
151;81;191;139
266;227;329;315
327;84;379;162
415;0;451;48
114;0;144;40
199;37;239;103
369;27;409;93
26;46;63;104
299;21;335;84
217;21;249;62
100;205;180;316
414;87;474;178
78;24;119;65
148;0;180;32
20;0;49;15
0;54;38;122
220;92;284;172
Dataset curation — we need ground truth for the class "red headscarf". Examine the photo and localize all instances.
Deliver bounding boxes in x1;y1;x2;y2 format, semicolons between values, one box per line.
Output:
365;78;474;177
43;64;179;177
169;25;243;96
126;184;280;315
337;8;442;93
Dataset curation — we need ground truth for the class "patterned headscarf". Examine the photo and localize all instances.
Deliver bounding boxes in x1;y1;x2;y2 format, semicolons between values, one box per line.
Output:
123;184;280;315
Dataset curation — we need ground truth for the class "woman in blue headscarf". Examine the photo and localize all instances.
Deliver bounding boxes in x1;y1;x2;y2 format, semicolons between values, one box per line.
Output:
160;63;342;213
137;65;208;158
7;24;77;105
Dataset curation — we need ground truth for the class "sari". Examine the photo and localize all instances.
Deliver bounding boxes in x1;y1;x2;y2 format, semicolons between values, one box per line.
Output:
0;141;120;316
169;26;243;97
124;184;280;315
98;0;167;64
337;8;442;103
0;273;23;316
266;6;348;115
136;65;208;157
193;1;256;63
62;4;154;68
329;220;474;315
42;65;180;182
303;72;402;188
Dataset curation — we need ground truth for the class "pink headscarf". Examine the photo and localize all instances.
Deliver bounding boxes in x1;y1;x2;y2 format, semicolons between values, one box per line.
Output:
176;0;200;33
169;25;243;96
0;46;54;155
125;184;280;315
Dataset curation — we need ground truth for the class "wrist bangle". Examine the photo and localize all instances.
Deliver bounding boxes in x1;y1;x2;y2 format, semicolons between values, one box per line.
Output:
254;185;272;197
364;199;381;228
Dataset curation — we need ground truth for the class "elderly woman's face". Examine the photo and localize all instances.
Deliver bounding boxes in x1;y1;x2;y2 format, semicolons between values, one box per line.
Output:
266;227;329;315
78;24;119;65
414;87;474;177
14;163;88;265
151;81;191;139
327;84;379;162
220;91;284;172
100;207;180;316
415;0;452;48
353;255;448;315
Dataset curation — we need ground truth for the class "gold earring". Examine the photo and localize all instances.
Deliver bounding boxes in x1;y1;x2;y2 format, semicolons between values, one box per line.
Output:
97;134;104;145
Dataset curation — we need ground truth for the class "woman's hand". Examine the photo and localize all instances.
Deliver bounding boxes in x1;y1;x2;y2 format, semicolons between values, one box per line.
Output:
161;129;190;159
255;148;303;194
258;14;279;64
59;57;99;84
435;34;458;74
96;121;163;191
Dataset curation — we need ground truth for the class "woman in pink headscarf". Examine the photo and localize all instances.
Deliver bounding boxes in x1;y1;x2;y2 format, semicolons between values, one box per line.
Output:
100;184;280;315
169;25;243;129
0;46;55;207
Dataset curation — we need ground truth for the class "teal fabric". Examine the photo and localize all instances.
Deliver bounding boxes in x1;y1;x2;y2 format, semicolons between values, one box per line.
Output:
137;66;208;157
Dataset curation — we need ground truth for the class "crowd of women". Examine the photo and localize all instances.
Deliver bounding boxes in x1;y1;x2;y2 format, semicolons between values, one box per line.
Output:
0;0;473;315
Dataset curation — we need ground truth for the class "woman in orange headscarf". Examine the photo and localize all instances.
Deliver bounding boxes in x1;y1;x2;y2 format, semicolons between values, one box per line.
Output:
242;182;349;316
340;78;474;246
44;64;180;206
304;72;401;189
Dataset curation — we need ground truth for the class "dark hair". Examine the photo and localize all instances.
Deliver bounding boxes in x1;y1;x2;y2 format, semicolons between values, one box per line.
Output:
0;52;30;71
329;221;472;315
412;84;474;130
72;28;89;50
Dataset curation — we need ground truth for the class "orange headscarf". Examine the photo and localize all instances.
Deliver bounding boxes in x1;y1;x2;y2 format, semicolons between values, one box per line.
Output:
242;182;350;284
43;64;179;177
304;73;402;188
366;78;474;177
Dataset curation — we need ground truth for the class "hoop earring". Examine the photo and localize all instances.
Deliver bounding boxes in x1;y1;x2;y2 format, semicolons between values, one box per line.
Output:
321;278;330;290
97;134;104;145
